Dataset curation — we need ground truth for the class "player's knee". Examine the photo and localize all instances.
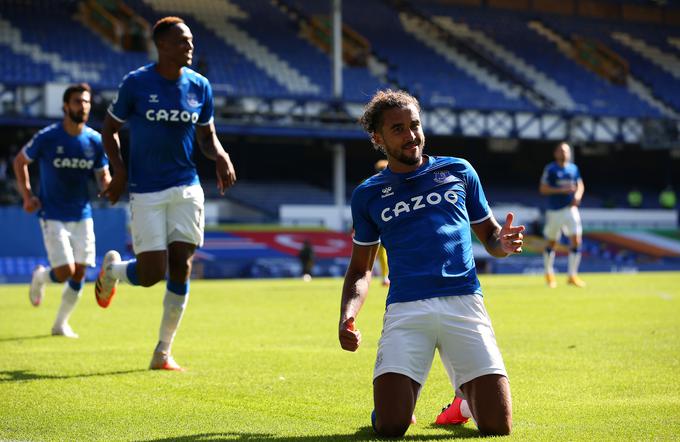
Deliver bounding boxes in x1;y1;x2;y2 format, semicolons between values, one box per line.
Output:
138;266;166;287
375;420;410;438
477;416;512;436
52;265;75;282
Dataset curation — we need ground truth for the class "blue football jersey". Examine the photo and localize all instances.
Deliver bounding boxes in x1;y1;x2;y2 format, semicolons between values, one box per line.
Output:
22;123;108;221
540;162;581;210
108;63;214;193
351;156;491;306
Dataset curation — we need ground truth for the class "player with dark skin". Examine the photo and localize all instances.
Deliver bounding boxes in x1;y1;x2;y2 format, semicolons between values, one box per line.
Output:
101;21;235;289
339;101;523;437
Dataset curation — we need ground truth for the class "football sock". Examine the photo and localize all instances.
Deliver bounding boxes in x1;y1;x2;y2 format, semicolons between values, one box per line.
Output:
54;279;82;326
36;267;57;284
568;248;581;276
157;281;189;353
460;399;472;419
543;247;555;274
110;260;140;285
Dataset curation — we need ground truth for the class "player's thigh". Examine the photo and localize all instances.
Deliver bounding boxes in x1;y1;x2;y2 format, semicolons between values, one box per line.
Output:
437;295;507;391
68;218;96;267
542;209;562;241
460;374;512;435
374;299;438;387
373;373;420;433
167;185;204;247
40;219;75;268
563;206;582;238
130;191;169;254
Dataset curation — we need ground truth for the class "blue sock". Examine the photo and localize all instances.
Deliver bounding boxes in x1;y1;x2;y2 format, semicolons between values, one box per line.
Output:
67;279;83;291
126;260;140;286
371;409;377;433
49;269;59;283
167;280;189;296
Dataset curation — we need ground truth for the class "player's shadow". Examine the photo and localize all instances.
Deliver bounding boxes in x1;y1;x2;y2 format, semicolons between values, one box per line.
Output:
139;425;480;441
0;368;146;383
0;334;53;343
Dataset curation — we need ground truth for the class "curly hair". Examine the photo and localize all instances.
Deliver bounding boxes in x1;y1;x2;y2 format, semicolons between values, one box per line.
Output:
359;89;420;133
359;89;420;152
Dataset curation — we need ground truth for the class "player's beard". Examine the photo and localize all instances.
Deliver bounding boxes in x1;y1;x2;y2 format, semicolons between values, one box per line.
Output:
388;138;424;166
67;109;87;124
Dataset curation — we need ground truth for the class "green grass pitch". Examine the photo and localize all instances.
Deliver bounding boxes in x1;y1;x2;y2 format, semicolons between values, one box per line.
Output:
1;273;679;441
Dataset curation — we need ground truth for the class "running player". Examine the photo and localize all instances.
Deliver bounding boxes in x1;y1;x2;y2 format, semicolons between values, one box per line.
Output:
539;142;586;288
339;90;523;437
13;83;110;338
96;17;236;370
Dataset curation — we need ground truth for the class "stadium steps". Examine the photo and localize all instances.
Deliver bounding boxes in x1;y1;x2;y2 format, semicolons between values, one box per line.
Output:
0;15;100;84
611;32;680;81
397;13;523;102
392;1;556;110
431;16;576;112
141;0;321;95
669;37;680;52
529;20;675;118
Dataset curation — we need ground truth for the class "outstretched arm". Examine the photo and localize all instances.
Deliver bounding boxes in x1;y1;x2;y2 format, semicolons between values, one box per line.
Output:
339;243;379;352
196;122;236;195
13;152;40;213
472;212;525;258
100;114;127;204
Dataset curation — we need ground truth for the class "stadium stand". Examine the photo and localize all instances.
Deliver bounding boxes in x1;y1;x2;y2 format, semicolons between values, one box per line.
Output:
0;0;678;281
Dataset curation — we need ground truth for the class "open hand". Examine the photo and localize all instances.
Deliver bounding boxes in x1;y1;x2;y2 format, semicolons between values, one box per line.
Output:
500;212;525;255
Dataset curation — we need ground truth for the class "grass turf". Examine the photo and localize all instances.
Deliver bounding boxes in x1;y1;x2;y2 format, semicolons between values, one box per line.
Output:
1;272;679;441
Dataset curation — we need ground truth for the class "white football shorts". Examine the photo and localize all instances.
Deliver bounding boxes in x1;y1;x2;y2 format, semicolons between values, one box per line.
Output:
543;205;582;241
129;184;205;254
40;218;96;268
373;294;507;390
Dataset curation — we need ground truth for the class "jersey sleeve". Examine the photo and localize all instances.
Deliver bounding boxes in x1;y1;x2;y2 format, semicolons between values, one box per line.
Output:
197;80;214;126
21;131;45;162
573;164;581;181
108;74;135;123
464;162;491;224
350;188;380;246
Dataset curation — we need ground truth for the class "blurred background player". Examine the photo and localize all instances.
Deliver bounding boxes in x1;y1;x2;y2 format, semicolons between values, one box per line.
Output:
298;238;314;281
13;83;110;338
96;16;236;371
339;90;524;437
539;142;586;288
373;159;390;287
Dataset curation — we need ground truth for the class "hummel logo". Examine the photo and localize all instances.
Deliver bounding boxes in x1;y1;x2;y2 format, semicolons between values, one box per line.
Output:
381;186;394;198
56;146;64;154
149;94;159;103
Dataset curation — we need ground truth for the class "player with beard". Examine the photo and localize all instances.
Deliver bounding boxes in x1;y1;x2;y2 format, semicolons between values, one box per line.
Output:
96;16;236;371
540;142;586;288
338;90;524;437
14;83;111;338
